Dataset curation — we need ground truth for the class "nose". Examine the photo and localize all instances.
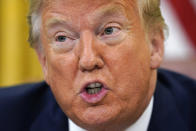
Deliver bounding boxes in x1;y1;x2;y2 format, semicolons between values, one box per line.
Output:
78;30;104;72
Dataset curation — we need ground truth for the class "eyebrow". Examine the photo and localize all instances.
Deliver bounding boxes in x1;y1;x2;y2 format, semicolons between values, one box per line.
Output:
45;16;80;38
89;3;129;24
45;17;74;30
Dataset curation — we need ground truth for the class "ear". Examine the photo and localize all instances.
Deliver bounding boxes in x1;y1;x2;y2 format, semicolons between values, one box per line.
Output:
149;29;164;69
35;49;49;83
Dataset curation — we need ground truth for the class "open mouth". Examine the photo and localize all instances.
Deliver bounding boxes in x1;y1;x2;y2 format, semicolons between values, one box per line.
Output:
85;82;103;94
80;81;108;104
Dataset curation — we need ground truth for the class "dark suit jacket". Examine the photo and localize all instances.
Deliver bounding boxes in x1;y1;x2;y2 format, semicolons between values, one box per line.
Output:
0;69;196;131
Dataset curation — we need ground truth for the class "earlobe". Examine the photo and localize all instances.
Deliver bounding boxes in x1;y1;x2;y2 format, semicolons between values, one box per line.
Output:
150;30;164;69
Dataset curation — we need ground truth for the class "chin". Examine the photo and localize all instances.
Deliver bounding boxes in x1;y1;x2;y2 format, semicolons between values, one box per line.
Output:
70;103;123;130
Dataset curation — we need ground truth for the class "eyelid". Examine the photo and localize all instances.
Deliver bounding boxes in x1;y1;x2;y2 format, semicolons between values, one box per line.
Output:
104;22;121;28
97;22;121;35
96;21;117;32
55;31;66;36
103;23;121;35
54;31;75;40
105;22;121;31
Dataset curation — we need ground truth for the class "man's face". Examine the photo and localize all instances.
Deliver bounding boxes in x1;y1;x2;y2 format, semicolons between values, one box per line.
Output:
40;0;161;130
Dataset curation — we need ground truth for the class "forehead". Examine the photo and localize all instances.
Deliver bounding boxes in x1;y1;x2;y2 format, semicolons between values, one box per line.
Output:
43;0;136;8
42;0;138;17
42;0;139;29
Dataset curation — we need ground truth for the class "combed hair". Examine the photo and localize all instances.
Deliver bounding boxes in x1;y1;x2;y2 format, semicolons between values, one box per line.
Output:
27;0;43;49
139;0;167;32
27;0;167;48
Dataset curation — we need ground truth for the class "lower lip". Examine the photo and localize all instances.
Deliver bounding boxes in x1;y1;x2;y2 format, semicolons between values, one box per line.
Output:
80;87;108;104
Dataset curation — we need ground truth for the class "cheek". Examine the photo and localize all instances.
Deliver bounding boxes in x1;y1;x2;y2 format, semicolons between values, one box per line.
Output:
45;52;78;109
47;54;77;80
104;36;151;99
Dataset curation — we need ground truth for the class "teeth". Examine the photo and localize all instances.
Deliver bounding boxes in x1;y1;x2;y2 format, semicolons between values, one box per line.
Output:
87;82;102;88
86;82;103;94
88;83;96;88
95;83;102;87
87;88;102;94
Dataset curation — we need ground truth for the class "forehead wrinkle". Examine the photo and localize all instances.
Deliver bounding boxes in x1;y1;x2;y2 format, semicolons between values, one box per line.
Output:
45;16;79;32
45;18;68;28
43;0;137;31
113;0;139;20
45;11;72;26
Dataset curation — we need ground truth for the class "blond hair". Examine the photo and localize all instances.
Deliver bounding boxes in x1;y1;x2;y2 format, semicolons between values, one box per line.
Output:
28;0;167;48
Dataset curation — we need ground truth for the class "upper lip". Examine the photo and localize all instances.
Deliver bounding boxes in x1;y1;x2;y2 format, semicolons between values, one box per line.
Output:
79;80;109;93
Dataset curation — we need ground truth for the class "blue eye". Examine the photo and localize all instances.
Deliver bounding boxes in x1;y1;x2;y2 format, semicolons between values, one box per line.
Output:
56;35;67;42
104;27;114;35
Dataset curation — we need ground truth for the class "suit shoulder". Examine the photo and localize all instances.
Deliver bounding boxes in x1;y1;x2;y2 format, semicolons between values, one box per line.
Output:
0;81;51;130
0;81;49;100
157;68;196;129
0;81;50;111
158;68;196;95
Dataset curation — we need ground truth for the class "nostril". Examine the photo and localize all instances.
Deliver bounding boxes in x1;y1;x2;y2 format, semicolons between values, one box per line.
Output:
80;64;100;72
79;56;104;72
78;47;104;72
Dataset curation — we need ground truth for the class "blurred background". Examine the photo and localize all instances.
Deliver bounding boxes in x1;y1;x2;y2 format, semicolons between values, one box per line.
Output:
161;0;196;79
0;0;195;87
0;0;43;86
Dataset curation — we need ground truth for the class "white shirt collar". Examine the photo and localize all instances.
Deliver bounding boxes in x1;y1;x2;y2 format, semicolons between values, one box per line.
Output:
69;97;154;131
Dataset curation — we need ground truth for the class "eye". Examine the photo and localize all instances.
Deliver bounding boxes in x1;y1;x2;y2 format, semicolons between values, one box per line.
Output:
104;27;114;35
53;31;77;52
54;32;74;43
56;35;67;42
101;25;121;37
98;23;126;45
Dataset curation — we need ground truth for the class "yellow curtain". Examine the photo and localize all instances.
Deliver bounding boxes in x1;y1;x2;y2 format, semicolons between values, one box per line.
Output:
0;0;43;87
